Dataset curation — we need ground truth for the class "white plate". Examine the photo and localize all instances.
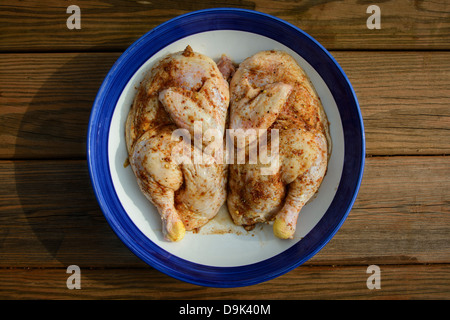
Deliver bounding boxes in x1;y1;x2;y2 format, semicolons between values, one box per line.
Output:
108;30;344;267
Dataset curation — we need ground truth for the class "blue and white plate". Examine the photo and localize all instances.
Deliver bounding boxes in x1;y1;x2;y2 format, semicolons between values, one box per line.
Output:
87;8;365;287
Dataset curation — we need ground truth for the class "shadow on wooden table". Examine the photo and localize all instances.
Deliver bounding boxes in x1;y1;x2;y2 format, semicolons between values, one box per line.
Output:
13;50;147;273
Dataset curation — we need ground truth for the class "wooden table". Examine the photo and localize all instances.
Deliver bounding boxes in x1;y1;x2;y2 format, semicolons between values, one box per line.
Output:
1;0;449;300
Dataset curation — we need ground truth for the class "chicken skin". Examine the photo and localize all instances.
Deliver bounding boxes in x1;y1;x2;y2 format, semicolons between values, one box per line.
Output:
126;46;230;241
227;50;330;239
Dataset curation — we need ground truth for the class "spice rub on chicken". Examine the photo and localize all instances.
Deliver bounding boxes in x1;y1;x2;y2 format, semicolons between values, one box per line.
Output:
126;46;230;241
227;50;331;239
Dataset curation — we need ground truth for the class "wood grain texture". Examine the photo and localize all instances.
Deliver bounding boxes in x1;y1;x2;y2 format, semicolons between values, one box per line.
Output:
1;0;449;52
0;156;448;268
0;52;121;159
0;264;448;299
0;51;449;159
0;159;143;268
333;51;450;155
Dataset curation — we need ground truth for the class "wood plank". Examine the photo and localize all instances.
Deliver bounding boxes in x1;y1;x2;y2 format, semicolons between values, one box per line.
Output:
0;264;449;299
316;156;450;265
332;51;450;156
0;52;121;159
0;51;449;158
0;159;144;268
0;156;448;267
1;0;449;52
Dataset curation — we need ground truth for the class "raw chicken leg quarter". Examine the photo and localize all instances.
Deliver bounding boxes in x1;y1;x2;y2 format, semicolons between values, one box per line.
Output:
126;46;230;242
227;50;331;239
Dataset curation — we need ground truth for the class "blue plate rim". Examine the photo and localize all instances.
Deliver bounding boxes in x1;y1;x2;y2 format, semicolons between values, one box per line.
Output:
87;8;365;288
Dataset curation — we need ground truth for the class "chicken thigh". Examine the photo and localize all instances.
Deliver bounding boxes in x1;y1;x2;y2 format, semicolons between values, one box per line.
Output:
227;50;330;239
126;46;230;241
